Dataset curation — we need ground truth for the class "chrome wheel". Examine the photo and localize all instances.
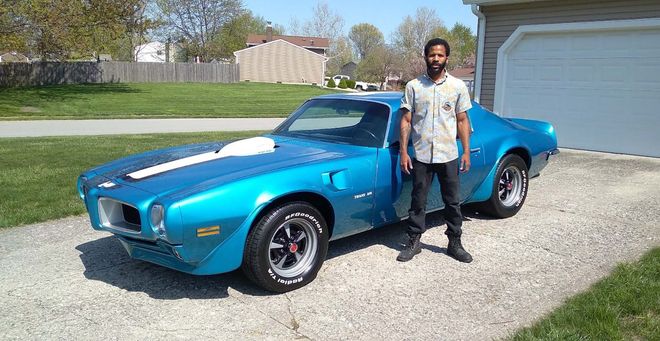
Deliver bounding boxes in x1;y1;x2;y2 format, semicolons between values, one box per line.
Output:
268;218;318;278
498;165;523;207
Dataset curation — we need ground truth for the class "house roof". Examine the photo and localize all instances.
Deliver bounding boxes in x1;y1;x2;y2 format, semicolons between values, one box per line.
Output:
234;39;329;61
449;67;475;79
246;34;329;50
462;0;548;5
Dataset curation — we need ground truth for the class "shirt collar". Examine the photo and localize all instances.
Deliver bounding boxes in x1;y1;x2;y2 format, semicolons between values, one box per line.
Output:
423;72;448;85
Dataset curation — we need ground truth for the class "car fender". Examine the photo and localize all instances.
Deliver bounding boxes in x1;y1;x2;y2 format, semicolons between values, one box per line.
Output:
177;171;331;273
469;136;532;203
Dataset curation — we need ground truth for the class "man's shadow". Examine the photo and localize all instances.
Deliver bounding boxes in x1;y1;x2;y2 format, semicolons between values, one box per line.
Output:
76;206;493;299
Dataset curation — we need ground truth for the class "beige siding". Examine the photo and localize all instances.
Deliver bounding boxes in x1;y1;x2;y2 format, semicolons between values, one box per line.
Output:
480;0;660;109
235;40;326;85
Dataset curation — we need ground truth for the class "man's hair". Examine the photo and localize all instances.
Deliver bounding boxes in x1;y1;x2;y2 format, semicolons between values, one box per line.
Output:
424;38;451;57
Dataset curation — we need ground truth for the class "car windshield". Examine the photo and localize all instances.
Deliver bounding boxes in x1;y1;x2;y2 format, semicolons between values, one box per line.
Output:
273;99;390;148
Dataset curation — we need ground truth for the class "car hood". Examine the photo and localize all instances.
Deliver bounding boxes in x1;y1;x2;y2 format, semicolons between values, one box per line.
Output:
85;135;353;197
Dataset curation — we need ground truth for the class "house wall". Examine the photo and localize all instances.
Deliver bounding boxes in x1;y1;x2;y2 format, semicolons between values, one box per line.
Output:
479;0;660;109
236;40;326;85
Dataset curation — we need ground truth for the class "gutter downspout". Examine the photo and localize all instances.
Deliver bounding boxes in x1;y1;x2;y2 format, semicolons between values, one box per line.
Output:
471;4;486;103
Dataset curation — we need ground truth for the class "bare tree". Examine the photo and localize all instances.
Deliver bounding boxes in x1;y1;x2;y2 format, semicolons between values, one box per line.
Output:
391;7;446;81
288;1;346;75
289;1;344;42
326;36;354;76
155;0;243;61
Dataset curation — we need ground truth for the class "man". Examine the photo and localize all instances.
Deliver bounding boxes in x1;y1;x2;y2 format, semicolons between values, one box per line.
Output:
397;38;473;263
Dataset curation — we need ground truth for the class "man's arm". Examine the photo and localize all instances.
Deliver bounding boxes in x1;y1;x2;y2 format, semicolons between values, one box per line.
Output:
456;111;471;172
400;108;413;174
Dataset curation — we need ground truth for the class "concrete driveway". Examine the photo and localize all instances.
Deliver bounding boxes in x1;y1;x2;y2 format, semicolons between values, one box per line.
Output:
1;150;658;340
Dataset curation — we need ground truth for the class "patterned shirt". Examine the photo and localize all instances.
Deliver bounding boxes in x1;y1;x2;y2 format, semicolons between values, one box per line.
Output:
401;73;472;164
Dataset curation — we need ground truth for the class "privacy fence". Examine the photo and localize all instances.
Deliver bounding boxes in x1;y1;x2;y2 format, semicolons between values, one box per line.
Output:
0;61;239;87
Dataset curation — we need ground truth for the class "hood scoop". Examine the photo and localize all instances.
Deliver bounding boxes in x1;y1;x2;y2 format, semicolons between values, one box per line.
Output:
126;137;276;180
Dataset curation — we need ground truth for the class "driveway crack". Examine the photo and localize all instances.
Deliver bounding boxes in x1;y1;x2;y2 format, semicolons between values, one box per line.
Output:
229;291;312;340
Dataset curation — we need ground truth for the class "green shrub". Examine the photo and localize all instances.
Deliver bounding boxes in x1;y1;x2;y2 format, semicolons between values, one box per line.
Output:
338;78;348;89
346;79;356;89
326;78;336;88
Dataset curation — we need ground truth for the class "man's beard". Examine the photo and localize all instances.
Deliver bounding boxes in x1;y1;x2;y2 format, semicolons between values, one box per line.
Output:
426;61;446;78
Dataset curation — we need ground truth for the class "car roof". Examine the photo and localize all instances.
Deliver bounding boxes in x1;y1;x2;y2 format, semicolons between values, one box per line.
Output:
314;91;404;109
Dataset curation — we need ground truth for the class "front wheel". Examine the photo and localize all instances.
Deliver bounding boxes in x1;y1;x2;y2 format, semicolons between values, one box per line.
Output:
479;154;529;218
242;202;329;293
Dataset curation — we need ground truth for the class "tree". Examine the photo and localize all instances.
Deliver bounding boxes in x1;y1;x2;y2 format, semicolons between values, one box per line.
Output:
213;11;283;60
348;23;384;60
356;44;399;88
289;1;344;43
0;0;150;60
326;36;353;76
391;7;446;81
446;23;476;68
288;1;347;75
155;0;243;61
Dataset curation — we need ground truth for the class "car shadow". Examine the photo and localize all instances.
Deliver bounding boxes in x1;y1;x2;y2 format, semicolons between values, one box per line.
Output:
76;206;492;299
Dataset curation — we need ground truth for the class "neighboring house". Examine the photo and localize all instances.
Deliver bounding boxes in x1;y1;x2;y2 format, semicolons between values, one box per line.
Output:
464;0;660;157
0;52;29;63
134;42;176;62
340;61;358;79
237;25;329;85
234;39;328;85
449;67;475;94
246;26;329;56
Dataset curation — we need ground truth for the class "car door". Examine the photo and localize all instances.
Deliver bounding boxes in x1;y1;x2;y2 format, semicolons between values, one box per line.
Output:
372;124;485;227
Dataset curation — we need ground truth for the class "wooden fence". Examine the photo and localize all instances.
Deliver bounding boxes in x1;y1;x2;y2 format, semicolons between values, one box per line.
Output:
0;61;239;87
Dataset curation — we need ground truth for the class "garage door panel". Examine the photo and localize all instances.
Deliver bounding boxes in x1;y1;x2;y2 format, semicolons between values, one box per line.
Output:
502;26;660;157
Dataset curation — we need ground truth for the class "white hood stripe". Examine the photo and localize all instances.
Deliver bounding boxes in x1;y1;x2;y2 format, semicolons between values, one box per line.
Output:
127;137;275;180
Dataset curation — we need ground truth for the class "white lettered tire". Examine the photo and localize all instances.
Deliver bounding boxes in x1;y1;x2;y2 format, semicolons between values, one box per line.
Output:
479;154;529;218
242;202;329;293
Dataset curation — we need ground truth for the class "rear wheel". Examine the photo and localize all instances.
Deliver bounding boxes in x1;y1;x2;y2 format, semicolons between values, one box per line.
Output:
242;202;329;293
479;154;529;218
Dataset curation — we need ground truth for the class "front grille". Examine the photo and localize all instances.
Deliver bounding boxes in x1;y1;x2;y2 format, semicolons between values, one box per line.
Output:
98;198;142;232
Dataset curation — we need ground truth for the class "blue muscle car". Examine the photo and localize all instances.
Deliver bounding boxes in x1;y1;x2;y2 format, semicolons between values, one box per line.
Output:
77;92;559;292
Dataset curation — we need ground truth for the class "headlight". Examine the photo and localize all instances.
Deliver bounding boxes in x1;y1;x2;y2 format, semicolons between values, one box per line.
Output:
150;204;167;239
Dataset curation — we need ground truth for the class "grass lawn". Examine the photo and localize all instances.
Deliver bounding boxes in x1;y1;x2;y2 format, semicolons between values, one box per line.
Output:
0;82;341;120
0;131;261;228
509;247;660;341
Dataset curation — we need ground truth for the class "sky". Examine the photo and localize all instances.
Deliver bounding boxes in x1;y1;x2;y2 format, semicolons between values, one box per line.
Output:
241;0;477;42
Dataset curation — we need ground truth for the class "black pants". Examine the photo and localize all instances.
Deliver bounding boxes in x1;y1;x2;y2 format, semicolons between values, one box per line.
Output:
407;158;462;237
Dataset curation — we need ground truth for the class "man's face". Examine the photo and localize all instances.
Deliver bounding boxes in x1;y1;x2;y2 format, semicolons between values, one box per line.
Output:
426;44;448;78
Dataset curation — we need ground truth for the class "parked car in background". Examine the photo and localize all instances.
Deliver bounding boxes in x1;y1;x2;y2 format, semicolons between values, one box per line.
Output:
77;92;559;293
326;74;376;91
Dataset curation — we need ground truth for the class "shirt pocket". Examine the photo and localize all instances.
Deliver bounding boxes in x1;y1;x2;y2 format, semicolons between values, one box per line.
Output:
440;95;458;115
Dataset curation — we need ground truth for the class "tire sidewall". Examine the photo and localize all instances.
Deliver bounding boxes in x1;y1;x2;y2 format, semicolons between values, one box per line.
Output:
492;154;528;217
255;204;328;292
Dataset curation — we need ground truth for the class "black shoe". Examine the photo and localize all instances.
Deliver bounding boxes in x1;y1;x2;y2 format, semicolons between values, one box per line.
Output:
447;236;473;263
397;233;421;262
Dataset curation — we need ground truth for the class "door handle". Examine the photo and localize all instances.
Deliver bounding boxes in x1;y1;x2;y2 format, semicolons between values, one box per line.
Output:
470;148;481;153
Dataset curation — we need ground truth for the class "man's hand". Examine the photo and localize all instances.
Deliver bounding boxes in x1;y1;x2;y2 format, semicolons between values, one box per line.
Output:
460;153;470;173
400;152;413;174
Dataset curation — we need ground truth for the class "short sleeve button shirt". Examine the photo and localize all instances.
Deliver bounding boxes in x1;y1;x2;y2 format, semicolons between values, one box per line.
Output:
401;73;472;164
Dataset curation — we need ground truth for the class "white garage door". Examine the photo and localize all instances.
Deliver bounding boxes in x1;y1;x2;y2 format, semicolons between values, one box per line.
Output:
499;23;660;157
